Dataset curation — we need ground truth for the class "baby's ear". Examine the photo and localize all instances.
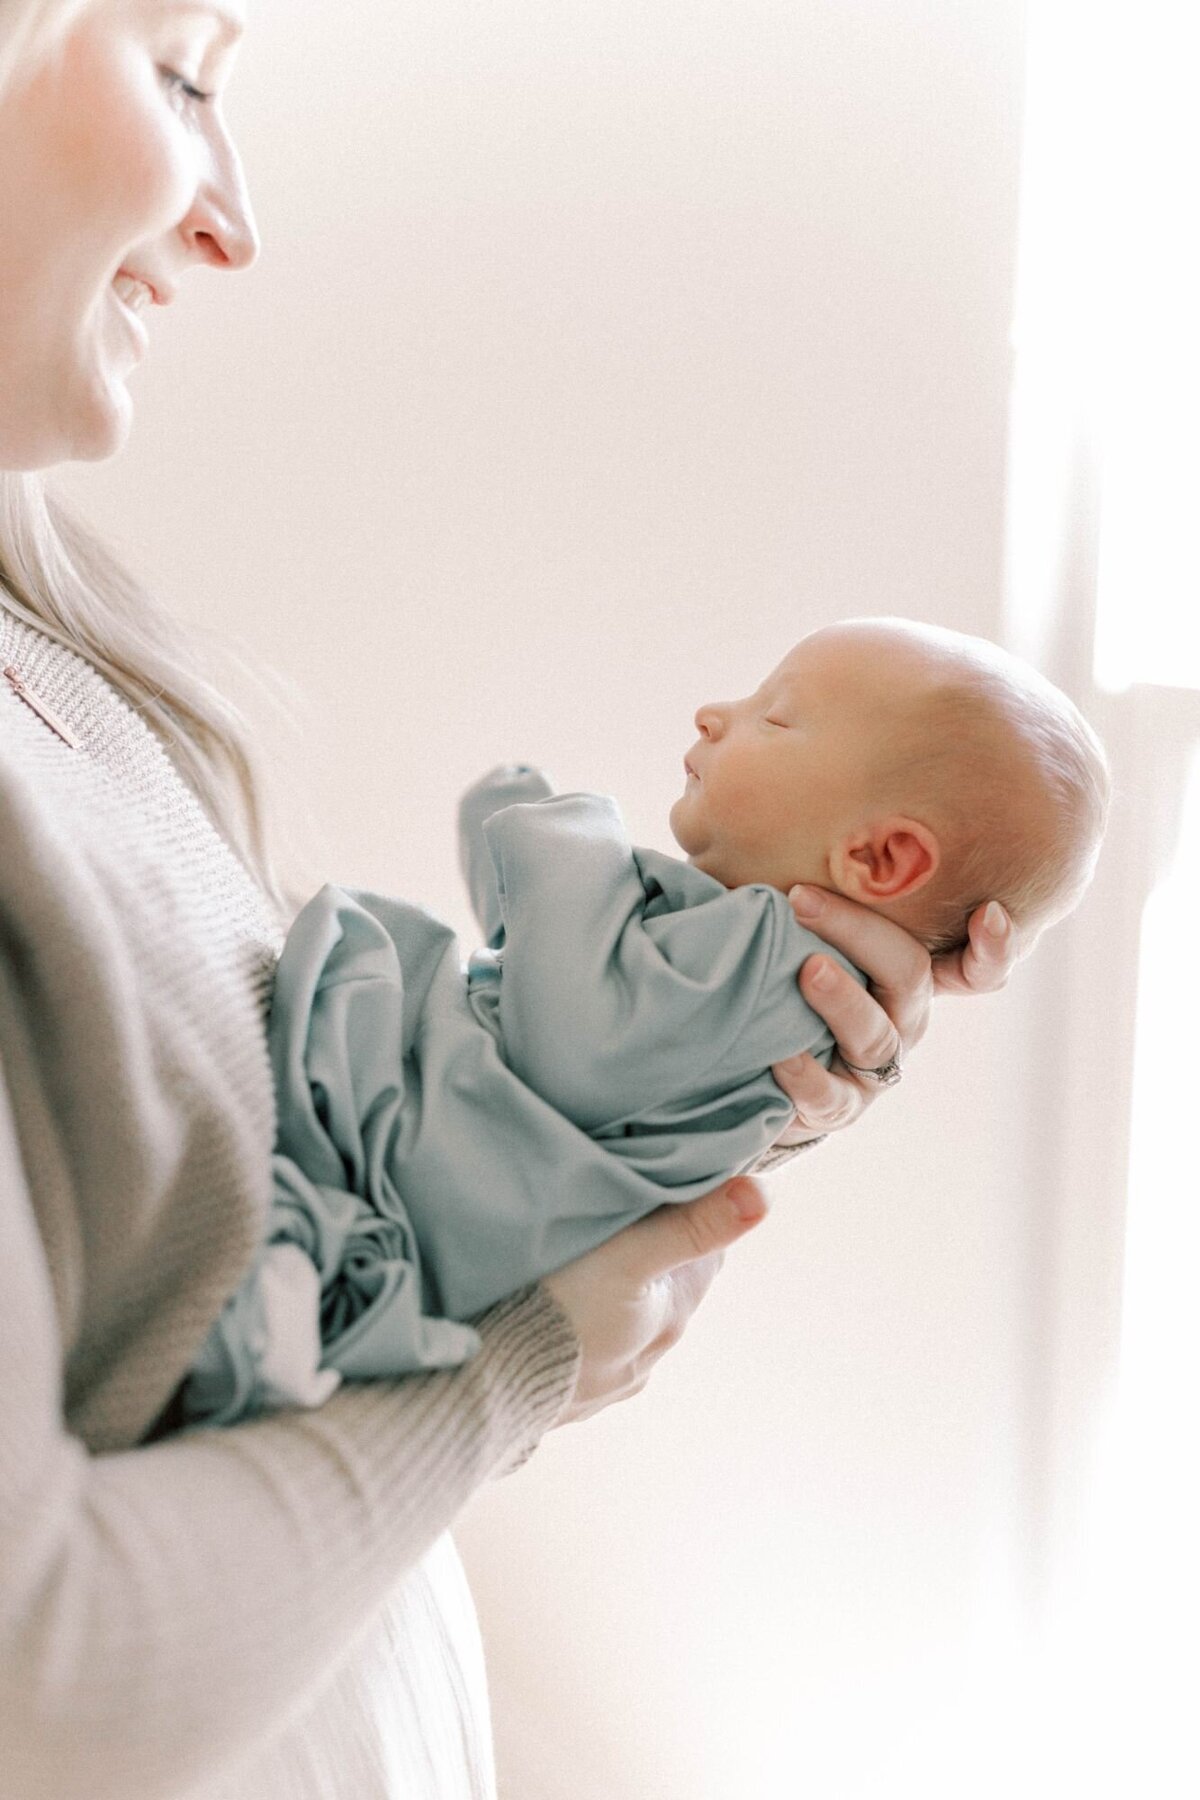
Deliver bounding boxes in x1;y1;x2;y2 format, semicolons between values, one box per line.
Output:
830;817;941;903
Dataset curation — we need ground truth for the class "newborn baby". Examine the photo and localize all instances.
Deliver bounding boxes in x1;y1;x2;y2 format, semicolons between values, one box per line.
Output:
180;618;1108;1425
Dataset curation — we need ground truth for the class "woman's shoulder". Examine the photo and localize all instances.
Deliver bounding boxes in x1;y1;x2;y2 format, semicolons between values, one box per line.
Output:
1;615;281;975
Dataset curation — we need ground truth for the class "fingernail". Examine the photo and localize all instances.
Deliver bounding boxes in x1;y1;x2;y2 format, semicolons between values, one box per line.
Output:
807;956;835;991
790;884;824;919
984;901;1008;937
727;1180;766;1224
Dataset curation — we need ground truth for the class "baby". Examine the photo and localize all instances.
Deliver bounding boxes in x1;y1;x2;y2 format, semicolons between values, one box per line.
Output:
666;616;1108;958
180;618;1108;1425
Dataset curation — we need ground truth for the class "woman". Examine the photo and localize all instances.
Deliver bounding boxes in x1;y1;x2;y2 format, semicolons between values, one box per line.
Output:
0;3;1018;1795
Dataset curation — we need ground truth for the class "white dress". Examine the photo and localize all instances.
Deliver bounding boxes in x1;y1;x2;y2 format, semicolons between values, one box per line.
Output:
201;1536;496;1800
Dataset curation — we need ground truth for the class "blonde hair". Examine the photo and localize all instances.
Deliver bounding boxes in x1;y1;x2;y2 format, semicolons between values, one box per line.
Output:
874;632;1110;955
1;0;283;909
0;475;284;906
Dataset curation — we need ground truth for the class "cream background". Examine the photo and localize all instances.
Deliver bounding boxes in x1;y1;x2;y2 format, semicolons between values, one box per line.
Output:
60;3;1104;1795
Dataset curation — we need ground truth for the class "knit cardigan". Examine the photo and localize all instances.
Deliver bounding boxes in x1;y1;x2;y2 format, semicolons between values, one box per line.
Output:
0;603;580;1799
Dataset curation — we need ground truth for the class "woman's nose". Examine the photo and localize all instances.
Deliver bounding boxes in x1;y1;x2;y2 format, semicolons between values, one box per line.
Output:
694;703;726;741
180;129;260;272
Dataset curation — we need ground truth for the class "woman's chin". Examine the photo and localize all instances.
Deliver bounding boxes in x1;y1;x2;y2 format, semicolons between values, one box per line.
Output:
0;380;130;471
68;377;135;464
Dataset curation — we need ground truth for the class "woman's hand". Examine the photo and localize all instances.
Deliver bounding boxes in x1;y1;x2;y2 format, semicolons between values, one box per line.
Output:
770;889;1019;1143
541;892;1017;1423
542;1177;767;1424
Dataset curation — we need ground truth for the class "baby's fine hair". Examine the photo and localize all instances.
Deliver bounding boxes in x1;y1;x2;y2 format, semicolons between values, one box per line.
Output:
871;626;1110;956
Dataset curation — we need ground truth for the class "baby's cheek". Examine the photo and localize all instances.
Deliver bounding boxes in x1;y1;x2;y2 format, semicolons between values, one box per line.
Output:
724;758;785;835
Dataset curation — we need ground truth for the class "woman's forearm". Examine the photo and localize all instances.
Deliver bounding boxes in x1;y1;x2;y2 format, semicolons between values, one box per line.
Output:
0;1113;577;1800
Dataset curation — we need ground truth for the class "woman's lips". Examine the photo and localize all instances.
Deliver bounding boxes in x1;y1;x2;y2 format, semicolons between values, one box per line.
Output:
109;279;150;356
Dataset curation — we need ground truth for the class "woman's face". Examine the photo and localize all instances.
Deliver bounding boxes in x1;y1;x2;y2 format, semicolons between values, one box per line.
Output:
0;0;256;470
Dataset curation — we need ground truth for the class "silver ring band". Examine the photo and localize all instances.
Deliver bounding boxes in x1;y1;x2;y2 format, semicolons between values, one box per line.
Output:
842;1055;903;1088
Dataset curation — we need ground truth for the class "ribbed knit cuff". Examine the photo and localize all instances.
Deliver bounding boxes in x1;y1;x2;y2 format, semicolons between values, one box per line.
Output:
471;1283;581;1476
746;1135;829;1174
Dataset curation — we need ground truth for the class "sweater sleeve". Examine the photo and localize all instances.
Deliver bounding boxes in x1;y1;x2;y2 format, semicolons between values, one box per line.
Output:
0;1061;579;1800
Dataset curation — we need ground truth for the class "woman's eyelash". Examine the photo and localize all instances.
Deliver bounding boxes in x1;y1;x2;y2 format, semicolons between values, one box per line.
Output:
160;68;215;106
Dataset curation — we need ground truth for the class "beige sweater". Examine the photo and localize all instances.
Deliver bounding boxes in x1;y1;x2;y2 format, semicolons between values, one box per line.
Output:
0;604;580;1799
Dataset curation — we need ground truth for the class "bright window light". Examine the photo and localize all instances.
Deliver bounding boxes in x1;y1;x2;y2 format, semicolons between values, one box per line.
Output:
1092;1;1200;695
1115;739;1200;1486
1006;5;1200;1775
1010;0;1200;694
1030;744;1200;1784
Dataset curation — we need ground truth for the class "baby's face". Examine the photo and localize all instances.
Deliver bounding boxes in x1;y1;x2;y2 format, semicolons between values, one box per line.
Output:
670;626;898;892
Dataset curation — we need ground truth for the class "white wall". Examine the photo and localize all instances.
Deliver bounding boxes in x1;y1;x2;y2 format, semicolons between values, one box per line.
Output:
61;3;1067;1795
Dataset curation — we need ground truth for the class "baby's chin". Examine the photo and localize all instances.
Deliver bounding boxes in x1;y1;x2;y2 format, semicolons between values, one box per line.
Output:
668;810;714;871
680;844;735;887
668;797;742;887
666;794;692;855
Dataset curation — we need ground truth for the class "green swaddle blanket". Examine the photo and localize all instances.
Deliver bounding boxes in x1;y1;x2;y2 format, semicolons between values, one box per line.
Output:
181;768;864;1424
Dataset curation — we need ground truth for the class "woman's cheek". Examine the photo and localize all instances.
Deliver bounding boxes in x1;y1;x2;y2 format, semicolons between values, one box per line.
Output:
64;31;197;248
111;61;198;238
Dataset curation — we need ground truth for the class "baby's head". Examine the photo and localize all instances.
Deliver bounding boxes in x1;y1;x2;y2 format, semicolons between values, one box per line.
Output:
670;618;1109;955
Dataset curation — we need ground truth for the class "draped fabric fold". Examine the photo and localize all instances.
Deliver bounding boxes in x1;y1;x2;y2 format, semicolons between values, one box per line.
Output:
184;775;861;1422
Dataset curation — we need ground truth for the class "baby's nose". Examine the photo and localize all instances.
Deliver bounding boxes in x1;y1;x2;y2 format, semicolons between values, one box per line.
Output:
694;703;725;740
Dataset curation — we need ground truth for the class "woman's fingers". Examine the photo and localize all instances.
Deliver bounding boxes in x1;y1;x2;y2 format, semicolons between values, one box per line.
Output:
765;886;934;1145
542;1178;768;1425
770;1049;867;1142
932;900;1019;997
800;954;907;1068
788;886;934;1049
628;1177;768;1283
766;892;1020;1154
635;1181;768;1368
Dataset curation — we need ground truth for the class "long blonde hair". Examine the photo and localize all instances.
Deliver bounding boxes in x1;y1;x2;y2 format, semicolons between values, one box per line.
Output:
0;475;284;905
1;0;282;906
